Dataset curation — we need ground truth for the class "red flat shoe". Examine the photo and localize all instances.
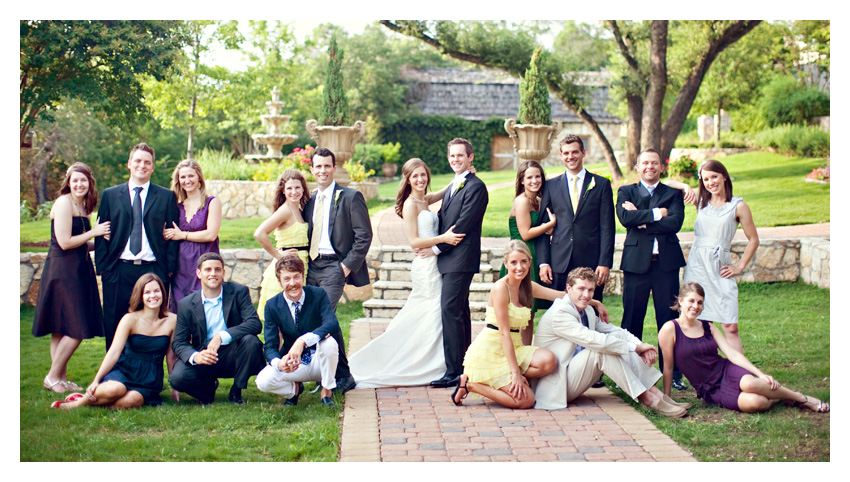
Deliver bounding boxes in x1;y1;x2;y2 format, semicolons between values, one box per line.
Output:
50;400;66;409
64;393;84;402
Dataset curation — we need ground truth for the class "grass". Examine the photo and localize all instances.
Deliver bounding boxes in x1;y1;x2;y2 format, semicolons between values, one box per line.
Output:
20;301;361;462
19;151;828;249
581;281;830;462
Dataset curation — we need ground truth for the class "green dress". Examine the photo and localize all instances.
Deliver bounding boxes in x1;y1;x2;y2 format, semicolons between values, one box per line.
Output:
499;211;542;312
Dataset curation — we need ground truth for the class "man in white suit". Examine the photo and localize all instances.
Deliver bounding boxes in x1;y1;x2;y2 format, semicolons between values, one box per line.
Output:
532;267;688;417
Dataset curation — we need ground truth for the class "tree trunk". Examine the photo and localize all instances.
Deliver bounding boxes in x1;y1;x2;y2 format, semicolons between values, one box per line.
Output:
714;100;722;148
625;93;643;171
641;20;668;153
660;20;761;162
28;129;60;205
187;29;201;160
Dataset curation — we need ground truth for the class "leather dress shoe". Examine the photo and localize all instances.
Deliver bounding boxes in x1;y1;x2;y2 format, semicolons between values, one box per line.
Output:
228;387;245;405
652;398;687;418
430;376;460;388
285;382;304;406
321;397;335;408
592;376;606;389
671;379;688;391
333;376;356;394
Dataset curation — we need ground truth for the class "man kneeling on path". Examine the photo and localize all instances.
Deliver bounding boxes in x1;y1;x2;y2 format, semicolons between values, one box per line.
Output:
255;253;353;407
532;267;689;417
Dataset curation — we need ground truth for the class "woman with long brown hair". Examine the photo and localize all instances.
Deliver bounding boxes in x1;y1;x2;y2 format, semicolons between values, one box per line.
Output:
255;169;311;321
33;162;110;393
163;159;221;308
51;273;178;409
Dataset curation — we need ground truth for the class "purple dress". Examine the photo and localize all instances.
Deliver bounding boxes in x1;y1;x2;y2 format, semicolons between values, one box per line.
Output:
170;196;219;310
671;319;752;411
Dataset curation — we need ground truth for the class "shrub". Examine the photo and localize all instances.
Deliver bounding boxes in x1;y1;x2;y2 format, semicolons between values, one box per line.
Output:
518;47;551;125
667;154;698;179
758;76;830;127
20;200;54;223
806;158;830;183
753;124;830;158
343;159;375;183
320;35;350;126
350;142;402;174
195;147;255;181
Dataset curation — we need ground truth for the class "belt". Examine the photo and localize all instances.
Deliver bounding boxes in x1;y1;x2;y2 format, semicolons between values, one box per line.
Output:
486;324;519;333
314;253;339;261
121;259;156;266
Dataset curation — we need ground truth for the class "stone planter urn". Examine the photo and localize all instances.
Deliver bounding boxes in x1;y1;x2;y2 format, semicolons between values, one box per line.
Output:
305;119;367;186
504;119;562;165
381;162;398;178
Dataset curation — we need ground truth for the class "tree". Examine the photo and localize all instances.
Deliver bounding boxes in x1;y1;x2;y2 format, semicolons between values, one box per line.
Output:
320;35;350;126
518;47;551;125
20;20;186;203
380;20;625;179
606;20;760;166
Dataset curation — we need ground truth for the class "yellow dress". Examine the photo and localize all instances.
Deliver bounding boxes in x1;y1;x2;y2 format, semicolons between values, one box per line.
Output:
462;302;539;390
257;222;309;321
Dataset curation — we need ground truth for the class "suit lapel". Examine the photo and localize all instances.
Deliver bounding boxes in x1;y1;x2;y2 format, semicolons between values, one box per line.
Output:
328;187;342;241
557;175;575;221
221;283;234;327
142;185;158;218
635;182;652;208
117;183;133;221
191;290;207;344
650;183;666;209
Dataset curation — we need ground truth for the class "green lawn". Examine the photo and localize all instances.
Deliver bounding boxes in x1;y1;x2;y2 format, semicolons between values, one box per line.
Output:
583;281;830;462
19;151;828;249
20;301;360;462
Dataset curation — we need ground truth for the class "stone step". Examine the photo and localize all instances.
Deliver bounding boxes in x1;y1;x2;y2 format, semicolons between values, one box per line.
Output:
351;317;488;325
362;299;490;321
376;262;500;283
372;280;495;302
371;245;506;265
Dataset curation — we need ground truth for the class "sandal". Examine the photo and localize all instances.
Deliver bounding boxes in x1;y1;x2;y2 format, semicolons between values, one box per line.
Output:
451;375;469;406
63;380;83;392
43;377;67;394
797;395;830;413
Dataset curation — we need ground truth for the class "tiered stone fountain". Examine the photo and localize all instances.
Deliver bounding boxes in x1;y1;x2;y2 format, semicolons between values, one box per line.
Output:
246;86;298;162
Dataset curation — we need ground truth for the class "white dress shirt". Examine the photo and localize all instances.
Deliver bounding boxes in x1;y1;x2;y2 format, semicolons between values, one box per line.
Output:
120;180;157;262
313;182;337;256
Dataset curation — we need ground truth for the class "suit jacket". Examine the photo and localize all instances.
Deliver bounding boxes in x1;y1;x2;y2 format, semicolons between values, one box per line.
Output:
262;285;340;363
532;297;641;410
536;172;615;274
436;174;489;274
304;184;373;286
616;182;686;274
172;282;262;364
94;181;179;277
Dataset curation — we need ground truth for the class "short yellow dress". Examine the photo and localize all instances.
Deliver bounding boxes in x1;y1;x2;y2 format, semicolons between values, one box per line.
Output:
257;222;309;321
462;301;539;390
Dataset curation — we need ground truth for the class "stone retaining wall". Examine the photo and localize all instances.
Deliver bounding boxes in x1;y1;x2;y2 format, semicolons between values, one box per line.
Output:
19;237;830;306
207;180;378;219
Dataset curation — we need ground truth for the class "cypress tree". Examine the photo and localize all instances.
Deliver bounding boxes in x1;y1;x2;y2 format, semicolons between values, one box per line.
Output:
517;47;551;125
320;35;350;126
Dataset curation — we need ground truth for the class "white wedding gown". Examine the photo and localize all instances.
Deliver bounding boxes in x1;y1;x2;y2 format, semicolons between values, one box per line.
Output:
350;210;446;388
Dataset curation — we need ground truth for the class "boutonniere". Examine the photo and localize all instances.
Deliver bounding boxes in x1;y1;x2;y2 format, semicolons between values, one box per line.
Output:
454;180;465;194
334;190;342;206
583;177;596;198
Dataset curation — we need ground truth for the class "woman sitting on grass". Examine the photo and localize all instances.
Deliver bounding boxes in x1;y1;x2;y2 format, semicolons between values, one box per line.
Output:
658;282;829;414
51;273;178;410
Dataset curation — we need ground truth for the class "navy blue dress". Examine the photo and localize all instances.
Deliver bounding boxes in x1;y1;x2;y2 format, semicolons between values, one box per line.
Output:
671;319;752;411
102;334;170;406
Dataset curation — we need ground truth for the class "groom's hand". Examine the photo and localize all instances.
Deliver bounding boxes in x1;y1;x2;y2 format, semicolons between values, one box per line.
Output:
539;265;553;284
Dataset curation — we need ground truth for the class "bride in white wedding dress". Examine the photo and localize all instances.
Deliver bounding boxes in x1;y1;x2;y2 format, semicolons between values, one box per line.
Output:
351;158;466;388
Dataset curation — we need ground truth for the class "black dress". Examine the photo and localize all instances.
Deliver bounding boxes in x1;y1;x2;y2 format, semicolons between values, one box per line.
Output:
32;217;104;339
102;334;170;406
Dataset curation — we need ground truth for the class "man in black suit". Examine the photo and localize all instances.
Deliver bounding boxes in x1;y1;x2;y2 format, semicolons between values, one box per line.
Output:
255;254;347;407
303;147;372;313
537;134;615;301
169;252;265;404
94;142;179;350
616;149;688;390
429;138;489;388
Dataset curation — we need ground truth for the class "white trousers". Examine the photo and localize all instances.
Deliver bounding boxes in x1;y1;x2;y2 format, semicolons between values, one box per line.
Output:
566;331;661;402
255;337;339;398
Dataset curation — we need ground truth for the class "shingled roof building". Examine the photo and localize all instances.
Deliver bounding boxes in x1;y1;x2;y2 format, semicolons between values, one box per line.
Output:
403;67;625;169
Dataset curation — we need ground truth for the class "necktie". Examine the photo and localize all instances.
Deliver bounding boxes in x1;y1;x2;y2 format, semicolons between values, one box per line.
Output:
292;300;311;365
574;310;589;357
309;193;324;260
292;300;301;327
130;186;143;255
570;176;579;213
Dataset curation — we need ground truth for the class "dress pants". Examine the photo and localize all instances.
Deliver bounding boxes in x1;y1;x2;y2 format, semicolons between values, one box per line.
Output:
566;331;661;402
307;257;346;311
621;258;682;380
255;337;339;398
168;335;265;404
440;272;475;379
101;261;168;351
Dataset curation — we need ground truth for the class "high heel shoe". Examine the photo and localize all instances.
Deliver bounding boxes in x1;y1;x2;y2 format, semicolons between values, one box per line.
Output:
451;376;469;406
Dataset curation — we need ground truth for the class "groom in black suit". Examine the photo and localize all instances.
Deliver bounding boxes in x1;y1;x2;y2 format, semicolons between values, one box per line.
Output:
537;134;615;301
430;138;489;388
617;149;687;390
94;142;179;350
